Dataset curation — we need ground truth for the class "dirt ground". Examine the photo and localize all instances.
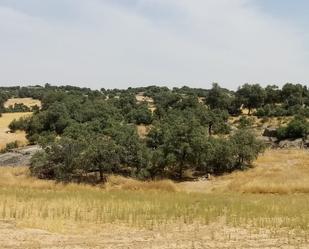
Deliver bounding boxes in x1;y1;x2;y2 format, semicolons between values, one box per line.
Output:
1;220;308;249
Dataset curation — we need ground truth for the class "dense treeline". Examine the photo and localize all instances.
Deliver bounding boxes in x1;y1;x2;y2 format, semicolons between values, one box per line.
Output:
3;82;309;182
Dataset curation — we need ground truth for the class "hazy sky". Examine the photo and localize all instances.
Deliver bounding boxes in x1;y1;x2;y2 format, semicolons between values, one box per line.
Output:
0;0;308;89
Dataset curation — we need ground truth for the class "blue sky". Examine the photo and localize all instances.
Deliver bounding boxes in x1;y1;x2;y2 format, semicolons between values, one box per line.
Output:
0;0;308;89
258;0;309;23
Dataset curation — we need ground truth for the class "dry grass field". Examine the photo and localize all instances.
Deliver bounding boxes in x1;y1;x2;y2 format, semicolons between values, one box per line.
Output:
221;149;309;194
0;149;309;248
0;112;32;149
4;98;42;109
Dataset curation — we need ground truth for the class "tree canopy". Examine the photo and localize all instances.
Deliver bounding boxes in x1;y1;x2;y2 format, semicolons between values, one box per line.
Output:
6;82;309;182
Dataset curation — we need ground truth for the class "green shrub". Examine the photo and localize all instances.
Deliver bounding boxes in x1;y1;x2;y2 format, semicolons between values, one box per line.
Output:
9;117;31;132
276;116;309;140
0;141;19;153
237;116;254;128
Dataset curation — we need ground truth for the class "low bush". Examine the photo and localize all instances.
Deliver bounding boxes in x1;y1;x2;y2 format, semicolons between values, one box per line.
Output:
0;141;19;153
276;116;309;140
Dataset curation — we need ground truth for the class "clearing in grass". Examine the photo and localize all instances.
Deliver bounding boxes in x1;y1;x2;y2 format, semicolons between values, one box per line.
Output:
4;98;42;109
0;112;32;149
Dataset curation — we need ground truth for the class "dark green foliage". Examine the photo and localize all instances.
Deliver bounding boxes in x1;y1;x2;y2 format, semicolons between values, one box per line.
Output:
9;117;31;132
276;116;309;140
237;116;254;129
147;112;207;178
205;138;236;174
281;83;306;107
30;138;85;181
126;103;153;125
4;103;31;113
80;136;120;182
205;83;232;110
236;84;265;115
197;108;230;136
230;129;265;168
264;85;281;105
0;83;282;182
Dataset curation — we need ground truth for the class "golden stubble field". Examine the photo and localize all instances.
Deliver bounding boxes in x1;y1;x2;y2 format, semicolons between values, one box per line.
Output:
0;150;308;248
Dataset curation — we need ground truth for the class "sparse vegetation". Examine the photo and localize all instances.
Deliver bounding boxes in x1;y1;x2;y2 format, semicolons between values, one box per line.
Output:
0;140;19;153
0;112;32;149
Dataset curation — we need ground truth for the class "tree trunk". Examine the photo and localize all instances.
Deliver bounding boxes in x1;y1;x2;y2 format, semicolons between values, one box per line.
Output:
99;167;105;182
178;162;183;179
208;124;213;137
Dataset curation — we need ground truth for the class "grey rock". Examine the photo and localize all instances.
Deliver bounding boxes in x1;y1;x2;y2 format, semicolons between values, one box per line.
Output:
278;139;304;149
304;139;309;148
258;136;278;148
0;145;41;167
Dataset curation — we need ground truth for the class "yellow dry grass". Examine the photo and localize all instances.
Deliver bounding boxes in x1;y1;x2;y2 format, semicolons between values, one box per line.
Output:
0;112;32;149
106;174;177;192
136;124;152;138
4;98;41;108
229;115;292;128
135;93;154;103
197;97;205;103
214;149;309;194
0;159;308;235
0;167;177;193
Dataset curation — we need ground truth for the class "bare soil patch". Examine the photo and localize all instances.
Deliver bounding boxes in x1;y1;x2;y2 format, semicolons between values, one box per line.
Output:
1;221;307;249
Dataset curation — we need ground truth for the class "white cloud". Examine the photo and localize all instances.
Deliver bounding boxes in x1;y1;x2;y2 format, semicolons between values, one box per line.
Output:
0;0;308;89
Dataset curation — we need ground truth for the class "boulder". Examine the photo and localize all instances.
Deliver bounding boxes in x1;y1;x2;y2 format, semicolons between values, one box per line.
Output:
304;137;309;148
258;136;278;148
278;139;304;149
262;127;277;137
0;145;41;167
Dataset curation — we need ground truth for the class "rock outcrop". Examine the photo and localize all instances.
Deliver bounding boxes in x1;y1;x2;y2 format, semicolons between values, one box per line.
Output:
278;139;304;149
0;145;41;167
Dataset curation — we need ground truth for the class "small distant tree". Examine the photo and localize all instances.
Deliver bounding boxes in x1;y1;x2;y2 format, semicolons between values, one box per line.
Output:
281;83;306;107
198;108;229;136
230;129;265;168
264;85;281;105
236;84;265;115
205;83;231;110
203;138;235;174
